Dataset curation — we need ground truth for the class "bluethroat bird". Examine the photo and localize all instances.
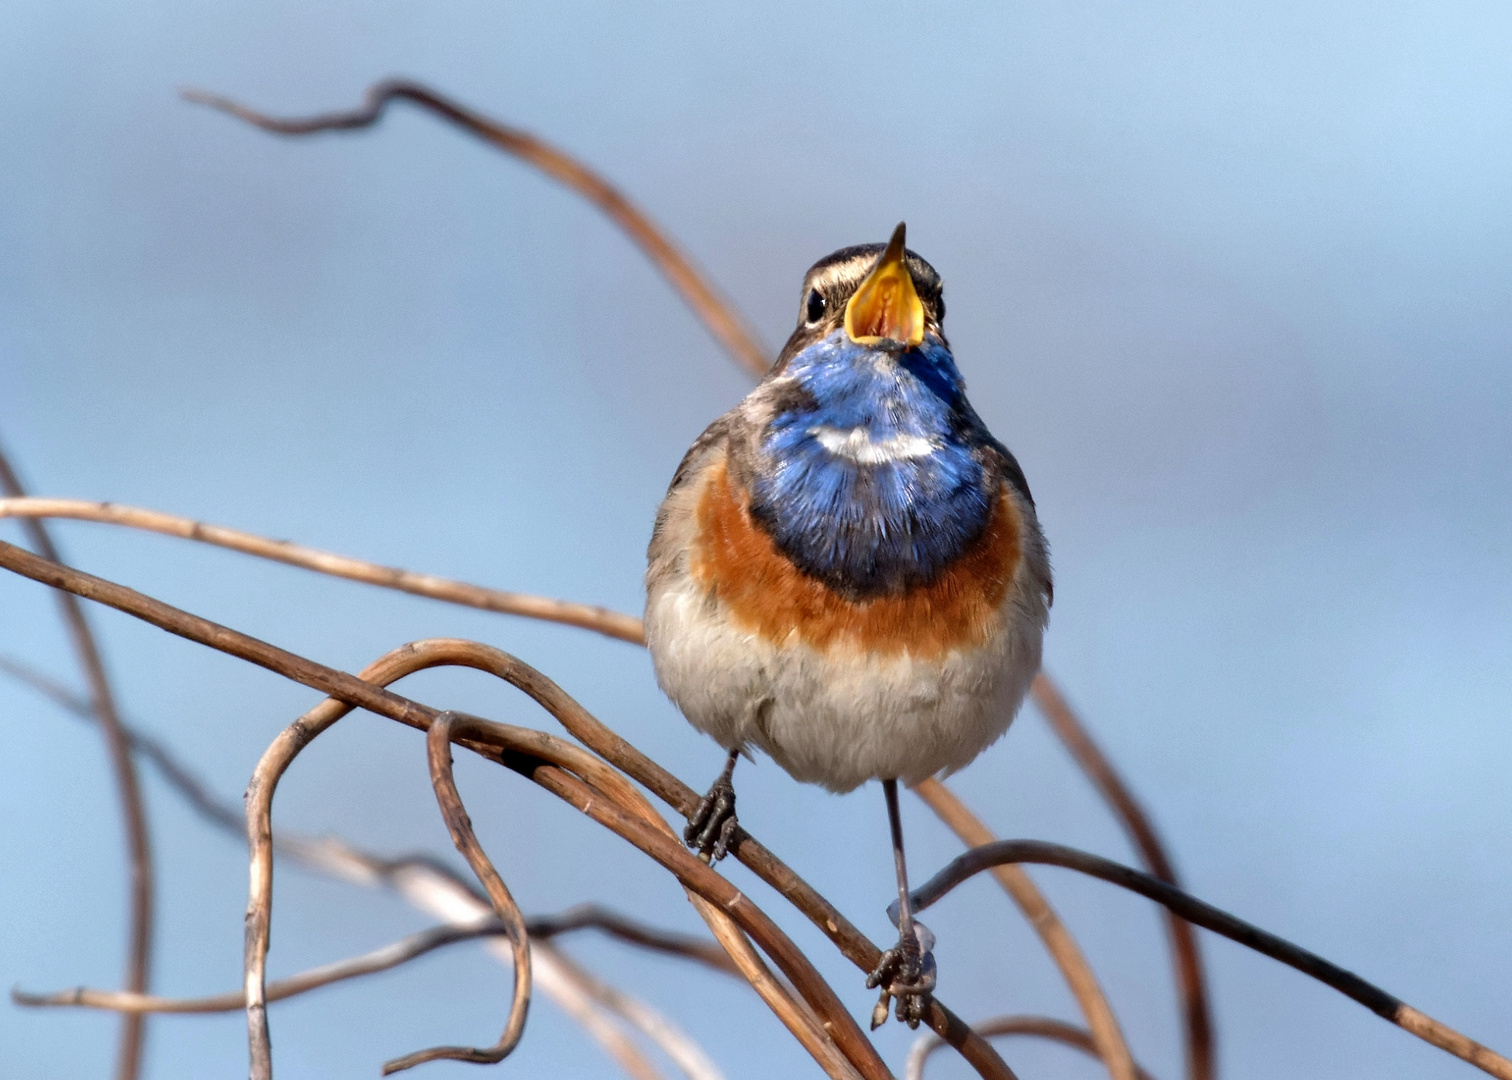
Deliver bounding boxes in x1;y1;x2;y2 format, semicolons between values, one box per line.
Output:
646;224;1051;1026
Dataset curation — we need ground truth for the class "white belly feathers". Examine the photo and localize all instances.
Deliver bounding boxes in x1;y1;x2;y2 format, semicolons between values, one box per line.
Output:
644;567;1044;794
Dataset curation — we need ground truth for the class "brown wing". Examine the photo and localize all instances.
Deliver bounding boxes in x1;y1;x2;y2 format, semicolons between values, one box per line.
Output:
646;412;735;584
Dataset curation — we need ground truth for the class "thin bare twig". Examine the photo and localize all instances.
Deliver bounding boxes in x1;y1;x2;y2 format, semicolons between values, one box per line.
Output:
911;778;1136;1080
1031;676;1214;1080
14;923;509;1014
14;905;730;1080
0;651;717;1080
0;539;1016;1080
183;80;771;378
443;705;869;1080
0;449;154;1080
901;840;1512;1080
0;649;815;991
287;832;710;1080
382;713;531;1074
527;904;738;976
907;1016;1160;1080
363;736;722;1080
298;838;720;1080
493;750;886;1080
0;497;642;644
238;638;865;1079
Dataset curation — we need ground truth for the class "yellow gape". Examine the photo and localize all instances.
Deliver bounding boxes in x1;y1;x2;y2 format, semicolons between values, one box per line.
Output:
844;223;925;348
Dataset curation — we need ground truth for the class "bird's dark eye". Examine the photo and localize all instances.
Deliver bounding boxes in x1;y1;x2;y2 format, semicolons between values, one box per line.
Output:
803;289;827;326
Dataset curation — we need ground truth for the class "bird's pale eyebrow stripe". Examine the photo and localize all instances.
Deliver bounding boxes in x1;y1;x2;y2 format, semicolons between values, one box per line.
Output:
809;258;874;293
809;425;938;463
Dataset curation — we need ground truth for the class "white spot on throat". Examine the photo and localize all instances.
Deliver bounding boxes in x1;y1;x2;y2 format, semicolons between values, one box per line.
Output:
809;425;938;464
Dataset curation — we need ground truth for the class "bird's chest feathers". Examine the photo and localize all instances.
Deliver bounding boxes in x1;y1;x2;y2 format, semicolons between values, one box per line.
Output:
688;459;1020;658
747;342;992;597
680;339;1023;658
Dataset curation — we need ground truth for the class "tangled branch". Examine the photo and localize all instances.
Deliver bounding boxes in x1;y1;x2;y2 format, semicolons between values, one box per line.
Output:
0;536;1017;1078
0;494;1140;1078
0;651;725;1079
0;530;1011;1075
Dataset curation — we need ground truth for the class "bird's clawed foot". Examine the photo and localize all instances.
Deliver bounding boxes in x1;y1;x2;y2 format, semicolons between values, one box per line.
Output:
866;920;936;1029
685;749;740;862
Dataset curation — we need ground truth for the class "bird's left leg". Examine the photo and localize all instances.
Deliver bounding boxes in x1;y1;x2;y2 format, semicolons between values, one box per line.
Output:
866;778;937;1028
685;747;741;863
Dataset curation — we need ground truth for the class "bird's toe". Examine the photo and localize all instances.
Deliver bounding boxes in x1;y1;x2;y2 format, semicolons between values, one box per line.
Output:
867;924;936;1029
684;775;739;862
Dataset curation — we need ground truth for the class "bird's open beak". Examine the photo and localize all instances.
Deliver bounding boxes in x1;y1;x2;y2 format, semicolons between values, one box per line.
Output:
844;222;925;349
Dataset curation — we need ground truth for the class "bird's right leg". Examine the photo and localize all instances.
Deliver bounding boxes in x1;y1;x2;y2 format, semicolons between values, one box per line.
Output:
685;747;741;862
866;778;937;1028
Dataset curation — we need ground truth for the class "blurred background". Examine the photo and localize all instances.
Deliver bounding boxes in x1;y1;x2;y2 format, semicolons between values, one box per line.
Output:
2;2;1510;1077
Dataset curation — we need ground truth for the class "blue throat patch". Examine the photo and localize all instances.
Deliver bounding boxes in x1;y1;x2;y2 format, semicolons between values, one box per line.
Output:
749;332;992;596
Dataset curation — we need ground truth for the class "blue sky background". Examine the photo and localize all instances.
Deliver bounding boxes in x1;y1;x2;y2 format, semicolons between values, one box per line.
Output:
2;2;1510;1078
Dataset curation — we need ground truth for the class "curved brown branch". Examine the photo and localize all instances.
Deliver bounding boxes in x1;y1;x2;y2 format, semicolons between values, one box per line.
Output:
0;498;643;644
275;837;712;1080
14;923;509;1014
234;647;538;1079
907;1016;1160;1080
0;539;1014;1080
911;779;1136;1080
182;80;771;378
1030;675;1214;1080
902;840;1512;1080
0;653;733;985
234;633;862;1077
381;714;532;1074
0;652;713;1080
238;637;862;1079
496;759;883;1079
437;707;873;1080
437;700;847;1077
237;656;421;1077
0;450;154;1080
